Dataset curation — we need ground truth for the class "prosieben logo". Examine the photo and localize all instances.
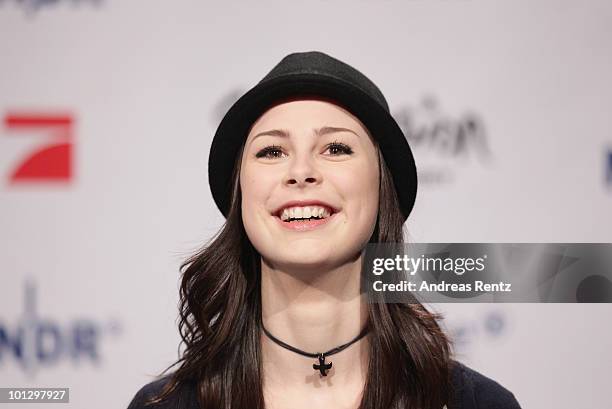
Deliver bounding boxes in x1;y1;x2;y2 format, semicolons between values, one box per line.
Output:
2;112;75;184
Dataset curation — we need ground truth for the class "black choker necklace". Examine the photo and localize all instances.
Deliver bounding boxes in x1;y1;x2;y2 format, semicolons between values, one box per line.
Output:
261;323;370;376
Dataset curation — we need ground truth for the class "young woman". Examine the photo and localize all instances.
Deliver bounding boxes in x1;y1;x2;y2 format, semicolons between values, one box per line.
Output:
127;51;521;409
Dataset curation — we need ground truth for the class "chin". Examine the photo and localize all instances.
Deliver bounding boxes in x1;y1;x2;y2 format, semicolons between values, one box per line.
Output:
279;249;332;266
268;250;339;271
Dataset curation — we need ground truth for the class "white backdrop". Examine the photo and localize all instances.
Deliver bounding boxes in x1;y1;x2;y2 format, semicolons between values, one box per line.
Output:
1;1;611;408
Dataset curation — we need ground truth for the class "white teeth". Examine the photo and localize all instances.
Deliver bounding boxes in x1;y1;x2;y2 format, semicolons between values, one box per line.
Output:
278;205;333;222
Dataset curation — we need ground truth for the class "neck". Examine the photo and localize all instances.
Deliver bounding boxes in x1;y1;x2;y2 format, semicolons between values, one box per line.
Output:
260;255;370;388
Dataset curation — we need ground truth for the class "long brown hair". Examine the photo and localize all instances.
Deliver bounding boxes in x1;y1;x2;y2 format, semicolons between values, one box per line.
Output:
145;142;454;408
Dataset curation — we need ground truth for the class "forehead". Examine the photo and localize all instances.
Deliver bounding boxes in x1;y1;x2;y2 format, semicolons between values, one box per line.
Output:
247;96;370;139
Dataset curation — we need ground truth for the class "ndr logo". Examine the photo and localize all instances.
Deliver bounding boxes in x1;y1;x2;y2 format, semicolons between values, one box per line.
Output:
0;280;121;375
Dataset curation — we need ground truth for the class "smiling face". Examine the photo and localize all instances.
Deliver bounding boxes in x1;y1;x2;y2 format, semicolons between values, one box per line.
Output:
239;97;380;272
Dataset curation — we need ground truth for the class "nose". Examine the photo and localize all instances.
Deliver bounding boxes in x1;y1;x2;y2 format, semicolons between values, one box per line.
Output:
283;153;322;188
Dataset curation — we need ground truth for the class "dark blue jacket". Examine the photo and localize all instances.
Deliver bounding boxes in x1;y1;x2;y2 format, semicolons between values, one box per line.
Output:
127;361;521;409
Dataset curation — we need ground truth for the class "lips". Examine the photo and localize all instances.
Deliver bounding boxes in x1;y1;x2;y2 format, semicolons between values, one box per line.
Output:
271;199;340;232
273;210;339;231
272;200;340;218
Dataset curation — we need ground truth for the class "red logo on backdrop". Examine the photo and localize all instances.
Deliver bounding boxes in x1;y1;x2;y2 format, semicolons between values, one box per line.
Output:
3;112;74;182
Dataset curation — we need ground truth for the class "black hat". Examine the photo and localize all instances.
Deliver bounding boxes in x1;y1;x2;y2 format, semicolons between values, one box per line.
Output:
208;50;417;221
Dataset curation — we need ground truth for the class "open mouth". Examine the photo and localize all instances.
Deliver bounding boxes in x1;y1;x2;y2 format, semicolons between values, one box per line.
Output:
272;204;339;230
275;205;335;221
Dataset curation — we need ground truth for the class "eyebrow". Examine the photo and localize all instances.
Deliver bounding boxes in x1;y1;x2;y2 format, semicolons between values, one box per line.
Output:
250;126;360;142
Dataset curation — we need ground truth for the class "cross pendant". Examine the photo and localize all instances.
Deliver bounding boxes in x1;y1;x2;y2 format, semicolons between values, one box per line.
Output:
313;353;332;376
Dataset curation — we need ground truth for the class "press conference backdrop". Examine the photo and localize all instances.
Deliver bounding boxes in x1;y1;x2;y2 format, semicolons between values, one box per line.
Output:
1;1;611;408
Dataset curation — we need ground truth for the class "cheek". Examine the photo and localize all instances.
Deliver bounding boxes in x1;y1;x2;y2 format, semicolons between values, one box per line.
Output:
240;166;276;221
331;163;379;219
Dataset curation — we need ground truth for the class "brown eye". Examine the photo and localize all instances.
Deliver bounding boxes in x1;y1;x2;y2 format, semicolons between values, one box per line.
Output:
325;142;354;156
256;145;285;159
